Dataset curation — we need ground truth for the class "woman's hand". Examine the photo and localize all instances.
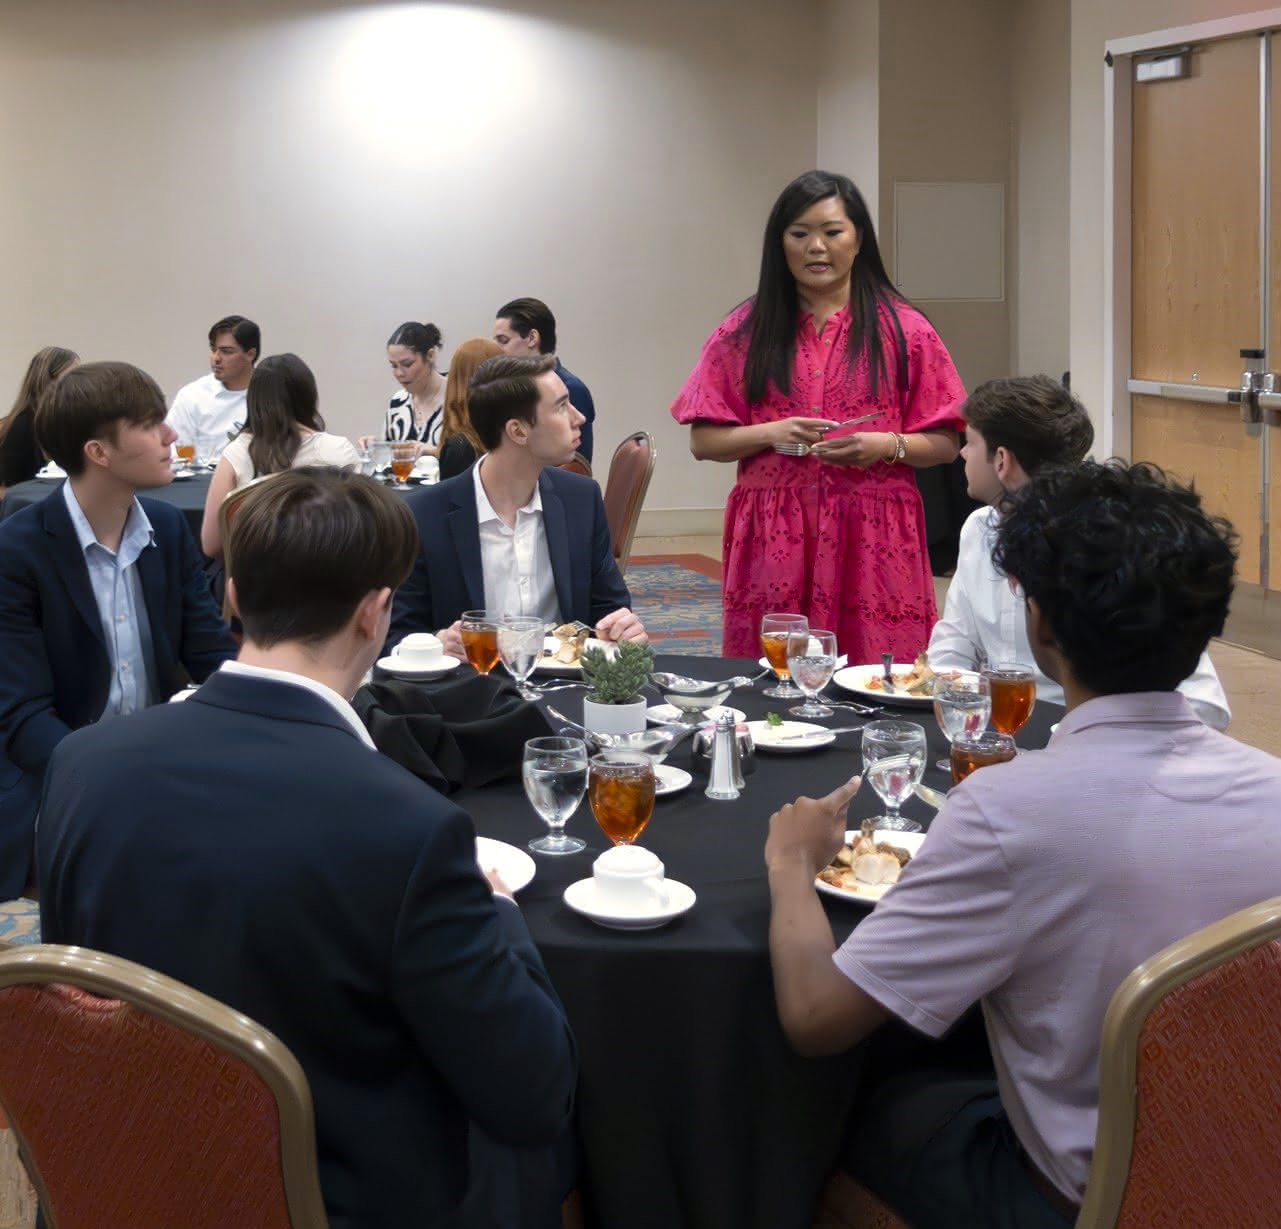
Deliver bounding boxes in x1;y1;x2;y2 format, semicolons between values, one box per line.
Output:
808;431;894;468
357;434;378;449
770;417;833;447
414;441;439;459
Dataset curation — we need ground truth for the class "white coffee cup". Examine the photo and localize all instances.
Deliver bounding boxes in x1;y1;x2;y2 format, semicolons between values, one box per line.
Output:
592;845;669;911
393;633;446;669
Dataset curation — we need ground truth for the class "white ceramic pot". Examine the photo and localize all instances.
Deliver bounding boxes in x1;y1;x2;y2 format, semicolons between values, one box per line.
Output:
582;696;648;737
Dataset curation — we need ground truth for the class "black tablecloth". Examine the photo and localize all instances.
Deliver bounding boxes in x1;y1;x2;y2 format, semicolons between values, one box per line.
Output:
0;473;213;537
455;655;1062;1229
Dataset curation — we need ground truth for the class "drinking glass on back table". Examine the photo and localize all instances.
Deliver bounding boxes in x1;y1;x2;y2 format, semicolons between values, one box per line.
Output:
760;613;808;699
785;628;837;718
460;609;501;675
523;737;588;855
932;674;991;770
982;662;1036;742
861;720;926;833
499;616;545;700
390;441;417;489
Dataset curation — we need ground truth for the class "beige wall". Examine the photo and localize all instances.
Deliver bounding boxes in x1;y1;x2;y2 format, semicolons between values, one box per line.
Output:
1069;0;1270;441
0;0;819;529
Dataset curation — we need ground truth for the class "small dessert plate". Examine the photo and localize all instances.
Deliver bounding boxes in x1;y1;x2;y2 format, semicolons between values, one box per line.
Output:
475;837;535;894
654;764;693;796
562;878;696;930
375;656;460;679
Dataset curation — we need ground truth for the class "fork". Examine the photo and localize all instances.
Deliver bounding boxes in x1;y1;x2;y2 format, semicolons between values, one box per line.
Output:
820;698;880;715
772;441;813;457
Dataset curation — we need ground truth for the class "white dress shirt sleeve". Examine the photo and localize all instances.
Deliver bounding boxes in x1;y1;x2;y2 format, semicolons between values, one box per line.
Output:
927;507;993;670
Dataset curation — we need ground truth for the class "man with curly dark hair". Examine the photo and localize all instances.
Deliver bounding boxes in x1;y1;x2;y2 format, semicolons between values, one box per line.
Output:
764;460;1281;1228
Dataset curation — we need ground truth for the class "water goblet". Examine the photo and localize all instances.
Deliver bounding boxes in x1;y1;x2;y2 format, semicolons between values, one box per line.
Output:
369;440;392;478
760;612;808;699
460;609;501;675
785;628;837;718
861;720;927;833
523;736;588;855
932;673;991;770
499;616;546;700
983;662;1037;743
588;751;656;846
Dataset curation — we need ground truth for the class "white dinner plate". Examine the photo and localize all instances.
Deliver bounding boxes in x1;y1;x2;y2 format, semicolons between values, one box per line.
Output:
815;829;926;906
533;636;614;676
654;764;693;796
169;470;196;481
746;719;838;752
562;877;696;930
375;655;461;679
832;664;976;708
476;837;536;894
646;703;745;726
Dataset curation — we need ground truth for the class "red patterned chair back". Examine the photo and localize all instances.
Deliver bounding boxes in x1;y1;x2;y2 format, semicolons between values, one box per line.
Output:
602;431;655;574
1077;897;1281;1229
0;945;328;1229
558;452;592;479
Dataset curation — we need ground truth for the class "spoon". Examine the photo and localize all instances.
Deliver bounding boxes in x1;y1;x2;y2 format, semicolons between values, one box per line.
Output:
650;669;766;693
544;705;694;755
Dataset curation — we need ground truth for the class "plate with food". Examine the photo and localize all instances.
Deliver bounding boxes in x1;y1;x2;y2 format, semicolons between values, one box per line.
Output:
533;624;614;675
815;821;925;905
833;655;972;708
746;718;837;752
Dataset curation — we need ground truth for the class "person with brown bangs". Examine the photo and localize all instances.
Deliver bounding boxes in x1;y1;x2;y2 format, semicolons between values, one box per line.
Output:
0;345;79;492
437;336;503;480
0;361;234;898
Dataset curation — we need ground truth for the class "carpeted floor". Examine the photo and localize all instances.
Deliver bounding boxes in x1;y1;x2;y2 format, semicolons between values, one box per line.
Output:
627;554;723;656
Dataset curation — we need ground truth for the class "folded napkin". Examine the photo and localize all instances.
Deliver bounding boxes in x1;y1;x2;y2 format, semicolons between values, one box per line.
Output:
354;672;553;795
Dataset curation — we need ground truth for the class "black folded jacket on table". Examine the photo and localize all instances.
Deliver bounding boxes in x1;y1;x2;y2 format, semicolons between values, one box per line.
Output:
354;672;554;795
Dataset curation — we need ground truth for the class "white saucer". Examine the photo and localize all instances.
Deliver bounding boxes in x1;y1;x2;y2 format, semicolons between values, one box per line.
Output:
169;470;196;481
476;836;535;894
654;764;693;796
375;655;460;679
646;703;745;725
562;877;696;930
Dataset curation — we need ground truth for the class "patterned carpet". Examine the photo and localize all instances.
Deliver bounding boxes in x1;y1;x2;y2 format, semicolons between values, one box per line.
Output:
628;554;723;656
0;900;38;947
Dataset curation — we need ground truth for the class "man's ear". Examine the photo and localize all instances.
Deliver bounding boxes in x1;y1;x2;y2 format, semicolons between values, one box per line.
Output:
526;328;541;354
355;587;392;642
83;439;109;469
993;445;1013;483
1025;594;1054;650
226;577;242;619
505;415;531;446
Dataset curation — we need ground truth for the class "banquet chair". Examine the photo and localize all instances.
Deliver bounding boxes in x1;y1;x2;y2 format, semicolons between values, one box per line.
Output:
217;472;284;621
1076;895;1281;1229
602;431;655;574
0;944;329;1229
558;451;592;478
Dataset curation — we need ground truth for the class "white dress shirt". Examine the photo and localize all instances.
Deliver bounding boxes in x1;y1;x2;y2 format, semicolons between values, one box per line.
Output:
472;458;560;622
928;505;1232;729
62;482;156;719
166;373;247;459
216;660;376;748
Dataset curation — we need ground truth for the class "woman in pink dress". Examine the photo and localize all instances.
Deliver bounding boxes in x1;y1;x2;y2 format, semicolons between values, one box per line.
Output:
671;170;966;662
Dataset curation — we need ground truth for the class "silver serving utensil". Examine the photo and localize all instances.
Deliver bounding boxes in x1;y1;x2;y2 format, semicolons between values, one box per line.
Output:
544;706;693;759
650;670;763;693
880;652;898;694
913;783;949;810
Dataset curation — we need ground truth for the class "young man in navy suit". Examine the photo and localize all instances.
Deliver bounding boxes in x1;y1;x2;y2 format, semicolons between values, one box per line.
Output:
38;467;578;1228
0;360;234;897
389;353;646;657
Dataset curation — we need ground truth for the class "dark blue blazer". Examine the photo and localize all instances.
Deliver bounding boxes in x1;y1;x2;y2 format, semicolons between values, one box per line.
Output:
37;670;577;1229
389;464;631;647
0;486;234;897
555;359;596;462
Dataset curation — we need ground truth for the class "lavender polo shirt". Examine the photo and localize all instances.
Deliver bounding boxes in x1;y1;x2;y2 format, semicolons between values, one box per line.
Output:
834;691;1281;1202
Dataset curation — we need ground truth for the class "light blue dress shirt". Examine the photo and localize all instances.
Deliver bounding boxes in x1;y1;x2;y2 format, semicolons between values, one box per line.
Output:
61;482;157;719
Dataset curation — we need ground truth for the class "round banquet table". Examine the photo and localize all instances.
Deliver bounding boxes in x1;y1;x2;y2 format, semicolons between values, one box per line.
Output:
455;654;1063;1229
0;473;213;538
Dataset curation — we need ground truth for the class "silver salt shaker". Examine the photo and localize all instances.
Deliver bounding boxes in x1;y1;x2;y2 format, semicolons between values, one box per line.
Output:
705;712;743;801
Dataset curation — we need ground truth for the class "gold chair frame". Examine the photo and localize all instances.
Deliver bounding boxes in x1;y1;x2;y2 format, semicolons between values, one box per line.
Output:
1077;895;1281;1229
0;944;329;1229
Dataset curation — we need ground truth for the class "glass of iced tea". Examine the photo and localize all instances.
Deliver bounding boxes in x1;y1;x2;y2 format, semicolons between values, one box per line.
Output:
950;730;1017;785
460;609;501;675
760;612;808;699
390;442;417;488
588;751;656;846
982;662;1036;739
174;440;195;471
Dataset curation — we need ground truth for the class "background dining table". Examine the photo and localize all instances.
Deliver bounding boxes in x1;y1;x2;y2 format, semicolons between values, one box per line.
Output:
454;653;1062;1229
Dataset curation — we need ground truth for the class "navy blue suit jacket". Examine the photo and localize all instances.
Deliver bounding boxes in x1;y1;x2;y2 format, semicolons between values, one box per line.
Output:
389;465;631;646
0;486;234;897
555;359;595;462
37;670;577;1229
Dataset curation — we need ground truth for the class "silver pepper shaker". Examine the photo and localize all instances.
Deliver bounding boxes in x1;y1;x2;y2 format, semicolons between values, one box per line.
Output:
705;712;742;801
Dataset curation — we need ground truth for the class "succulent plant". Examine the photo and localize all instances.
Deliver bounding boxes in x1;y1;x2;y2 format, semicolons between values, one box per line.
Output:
581;641;655;704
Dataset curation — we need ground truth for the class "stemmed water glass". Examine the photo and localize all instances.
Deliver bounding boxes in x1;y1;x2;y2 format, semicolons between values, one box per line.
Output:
498;616;545;700
932;674;991;770
760;612;808;699
861;720;927;833
982;662;1037;745
784;628;837;718
523;736;588;855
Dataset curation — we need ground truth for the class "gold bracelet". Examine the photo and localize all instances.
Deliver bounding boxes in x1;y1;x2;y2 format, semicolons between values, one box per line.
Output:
888;432;906;463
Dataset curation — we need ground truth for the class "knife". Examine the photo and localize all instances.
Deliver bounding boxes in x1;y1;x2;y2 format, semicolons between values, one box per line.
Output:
913;783;949;810
816;412;880;431
775;725;866;742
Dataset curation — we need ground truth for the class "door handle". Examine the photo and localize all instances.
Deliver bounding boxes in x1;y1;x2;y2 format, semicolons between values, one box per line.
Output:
1126;379;1238;404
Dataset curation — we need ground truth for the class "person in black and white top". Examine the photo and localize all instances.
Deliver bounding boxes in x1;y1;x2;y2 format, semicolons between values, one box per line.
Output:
360;321;446;458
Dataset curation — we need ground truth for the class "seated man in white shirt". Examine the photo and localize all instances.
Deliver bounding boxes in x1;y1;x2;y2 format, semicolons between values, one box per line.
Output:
165;314;260;462
928;374;1230;728
389;353;645;655
764;459;1281;1228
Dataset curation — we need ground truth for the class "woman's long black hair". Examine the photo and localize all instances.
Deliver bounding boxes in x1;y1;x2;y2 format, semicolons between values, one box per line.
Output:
741;170;907;406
